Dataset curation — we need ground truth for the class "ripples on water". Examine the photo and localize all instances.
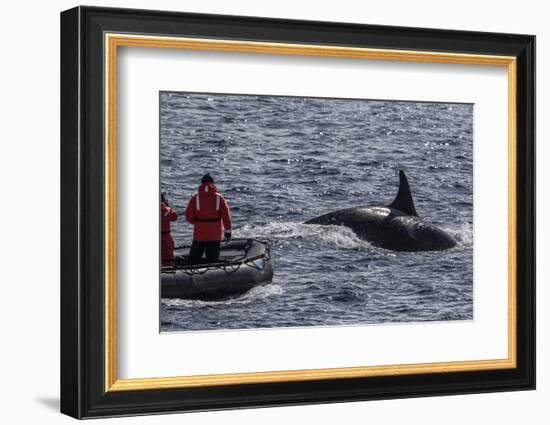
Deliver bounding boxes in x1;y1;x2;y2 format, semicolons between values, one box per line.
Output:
160;92;473;332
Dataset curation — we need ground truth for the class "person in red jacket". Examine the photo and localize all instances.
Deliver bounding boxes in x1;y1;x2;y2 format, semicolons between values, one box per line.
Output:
160;192;178;267
185;174;232;264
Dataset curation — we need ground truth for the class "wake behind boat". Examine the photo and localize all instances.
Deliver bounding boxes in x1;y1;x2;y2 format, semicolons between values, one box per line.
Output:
161;238;274;300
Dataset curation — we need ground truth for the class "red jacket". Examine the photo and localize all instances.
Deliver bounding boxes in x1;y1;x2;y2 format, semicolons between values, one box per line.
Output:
185;183;232;241
161;202;178;233
161;202;177;266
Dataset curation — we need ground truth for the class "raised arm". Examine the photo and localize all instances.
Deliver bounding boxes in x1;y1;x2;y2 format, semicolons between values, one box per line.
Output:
161;203;178;222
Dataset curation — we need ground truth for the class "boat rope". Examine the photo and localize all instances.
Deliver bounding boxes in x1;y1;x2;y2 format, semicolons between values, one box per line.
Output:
169;239;271;276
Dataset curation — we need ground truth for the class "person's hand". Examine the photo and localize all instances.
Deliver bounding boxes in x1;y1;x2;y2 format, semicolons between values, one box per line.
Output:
224;230;232;241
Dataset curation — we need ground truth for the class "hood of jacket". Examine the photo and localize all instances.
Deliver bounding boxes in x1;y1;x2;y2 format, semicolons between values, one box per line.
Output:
198;182;218;197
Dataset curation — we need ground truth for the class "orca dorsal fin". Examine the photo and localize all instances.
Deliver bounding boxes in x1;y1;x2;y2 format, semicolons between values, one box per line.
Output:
388;170;418;216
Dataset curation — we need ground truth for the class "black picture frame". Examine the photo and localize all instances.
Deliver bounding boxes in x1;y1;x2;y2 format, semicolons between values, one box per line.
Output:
61;5;535;419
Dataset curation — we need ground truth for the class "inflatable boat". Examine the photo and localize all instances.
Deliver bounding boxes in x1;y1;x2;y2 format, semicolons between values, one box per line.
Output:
161;239;274;300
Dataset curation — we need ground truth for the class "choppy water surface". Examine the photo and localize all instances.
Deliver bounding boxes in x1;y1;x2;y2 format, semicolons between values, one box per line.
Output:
160;92;473;332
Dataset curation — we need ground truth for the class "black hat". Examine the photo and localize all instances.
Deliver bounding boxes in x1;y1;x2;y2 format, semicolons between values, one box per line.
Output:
201;173;214;184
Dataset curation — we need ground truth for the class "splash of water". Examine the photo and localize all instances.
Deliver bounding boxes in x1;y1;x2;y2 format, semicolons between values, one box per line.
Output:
443;221;473;249
235;221;373;251
161;283;283;308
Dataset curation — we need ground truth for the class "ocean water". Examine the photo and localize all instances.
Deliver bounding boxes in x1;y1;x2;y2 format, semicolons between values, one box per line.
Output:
160;92;473;332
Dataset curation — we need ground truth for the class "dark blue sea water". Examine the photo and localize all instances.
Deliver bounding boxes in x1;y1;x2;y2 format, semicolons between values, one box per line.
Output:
160;92;473;332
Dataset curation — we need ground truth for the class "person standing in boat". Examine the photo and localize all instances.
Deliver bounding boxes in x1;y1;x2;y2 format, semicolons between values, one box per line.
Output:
160;192;178;267
185;174;232;264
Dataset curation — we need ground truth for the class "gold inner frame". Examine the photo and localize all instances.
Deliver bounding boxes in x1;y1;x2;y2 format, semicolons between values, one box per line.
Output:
104;33;517;392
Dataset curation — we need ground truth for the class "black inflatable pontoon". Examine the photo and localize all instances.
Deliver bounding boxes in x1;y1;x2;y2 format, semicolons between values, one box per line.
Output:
161;239;273;300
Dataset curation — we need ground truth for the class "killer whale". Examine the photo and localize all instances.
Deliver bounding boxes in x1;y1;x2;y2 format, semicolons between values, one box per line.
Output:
304;170;457;252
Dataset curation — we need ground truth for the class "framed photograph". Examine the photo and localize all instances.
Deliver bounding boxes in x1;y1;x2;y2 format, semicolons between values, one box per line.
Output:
60;6;535;419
